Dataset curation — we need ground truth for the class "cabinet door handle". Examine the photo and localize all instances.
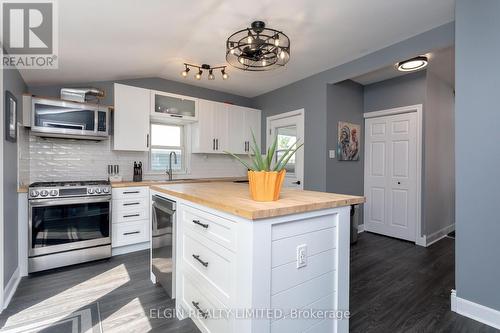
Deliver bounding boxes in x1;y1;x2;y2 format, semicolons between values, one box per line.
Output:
193;219;209;229
123;191;140;194
216;139;219;150
146;134;149;148
292;180;301;185
192;254;209;267
123;202;140;206
170;114;183;118
213;138;215;150
123;213;140;218
123;231;140;236
245;141;247;151
191;301;208;319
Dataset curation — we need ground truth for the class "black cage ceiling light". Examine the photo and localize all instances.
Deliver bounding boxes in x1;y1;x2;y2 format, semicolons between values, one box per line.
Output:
226;21;290;71
181;63;228;80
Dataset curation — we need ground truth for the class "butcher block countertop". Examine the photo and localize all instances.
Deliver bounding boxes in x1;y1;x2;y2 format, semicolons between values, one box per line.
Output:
111;177;247;188
151;182;365;220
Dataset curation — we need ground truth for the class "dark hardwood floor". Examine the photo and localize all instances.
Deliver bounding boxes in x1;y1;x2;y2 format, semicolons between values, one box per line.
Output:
1;233;497;332
350;232;498;333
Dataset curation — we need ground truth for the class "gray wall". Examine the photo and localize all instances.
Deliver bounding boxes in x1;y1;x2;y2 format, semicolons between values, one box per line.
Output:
3;66;27;287
363;66;455;237
424;55;455;236
455;0;500;310
253;22;454;192
363;71;427;113
28;77;253;108
326;80;364;195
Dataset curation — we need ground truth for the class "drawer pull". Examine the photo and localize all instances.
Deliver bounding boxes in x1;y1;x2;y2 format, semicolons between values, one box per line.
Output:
123;231;140;236
191;301;208;319
192;254;209;267
123;202;140;206
123;213;140;218
123;191;140;194
192;219;209;229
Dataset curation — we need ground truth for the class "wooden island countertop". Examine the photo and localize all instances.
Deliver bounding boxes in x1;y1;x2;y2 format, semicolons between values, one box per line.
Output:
151;182;365;220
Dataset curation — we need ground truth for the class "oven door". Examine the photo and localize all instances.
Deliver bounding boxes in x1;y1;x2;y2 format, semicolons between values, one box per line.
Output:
29;196;111;257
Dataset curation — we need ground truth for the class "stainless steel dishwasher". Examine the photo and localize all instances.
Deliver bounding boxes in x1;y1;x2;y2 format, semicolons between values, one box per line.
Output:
151;195;176;298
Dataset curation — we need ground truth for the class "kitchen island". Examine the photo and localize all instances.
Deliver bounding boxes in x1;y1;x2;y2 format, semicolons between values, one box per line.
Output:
150;182;364;333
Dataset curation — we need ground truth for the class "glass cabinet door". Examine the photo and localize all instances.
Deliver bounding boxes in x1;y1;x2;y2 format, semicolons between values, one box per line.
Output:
152;92;197;119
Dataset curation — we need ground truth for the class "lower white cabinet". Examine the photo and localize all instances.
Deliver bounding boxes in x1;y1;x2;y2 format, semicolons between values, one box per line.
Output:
168;196;351;333
112;187;150;251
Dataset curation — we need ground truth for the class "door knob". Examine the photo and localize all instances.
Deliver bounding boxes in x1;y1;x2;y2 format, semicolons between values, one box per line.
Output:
292;180;301;185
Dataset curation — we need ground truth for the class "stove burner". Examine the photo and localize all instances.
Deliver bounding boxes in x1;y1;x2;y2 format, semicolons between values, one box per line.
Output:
29;180;110;188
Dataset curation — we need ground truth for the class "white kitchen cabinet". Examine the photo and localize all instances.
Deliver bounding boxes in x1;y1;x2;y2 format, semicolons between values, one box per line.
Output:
192;99;228;153
227;105;261;155
112;187;150;254
151;90;198;122
244;107;261;153
113;83;151;151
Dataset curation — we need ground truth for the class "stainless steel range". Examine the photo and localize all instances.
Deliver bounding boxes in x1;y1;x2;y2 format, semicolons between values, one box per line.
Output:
28;180;112;273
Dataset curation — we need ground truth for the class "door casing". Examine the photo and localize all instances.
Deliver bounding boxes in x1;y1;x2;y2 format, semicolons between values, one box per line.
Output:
363;104;424;246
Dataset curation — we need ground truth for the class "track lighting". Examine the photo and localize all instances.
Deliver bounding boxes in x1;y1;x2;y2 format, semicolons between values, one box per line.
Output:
180;63;228;81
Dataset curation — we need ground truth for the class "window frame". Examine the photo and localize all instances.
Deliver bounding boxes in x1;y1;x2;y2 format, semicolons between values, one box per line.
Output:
148;122;188;174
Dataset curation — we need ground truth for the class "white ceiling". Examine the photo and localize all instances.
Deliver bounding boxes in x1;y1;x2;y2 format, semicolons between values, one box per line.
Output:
21;0;455;97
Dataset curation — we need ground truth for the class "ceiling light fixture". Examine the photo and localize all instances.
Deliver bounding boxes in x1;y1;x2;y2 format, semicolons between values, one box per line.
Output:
226;20;290;71
396;56;428;72
181;63;228;80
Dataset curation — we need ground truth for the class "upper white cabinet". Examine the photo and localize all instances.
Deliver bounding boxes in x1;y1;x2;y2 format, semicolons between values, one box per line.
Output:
151;90;198;123
228;105;261;154
192;100;229;153
113;83;150;151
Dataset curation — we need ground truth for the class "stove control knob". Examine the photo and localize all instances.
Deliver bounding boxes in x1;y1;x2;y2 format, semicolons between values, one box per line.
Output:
88;188;95;194
40;190;49;197
50;190;58;197
95;188;102;194
30;190;39;197
102;187;110;194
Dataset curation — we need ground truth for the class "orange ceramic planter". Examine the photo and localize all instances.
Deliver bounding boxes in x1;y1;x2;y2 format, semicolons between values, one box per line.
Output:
247;170;286;201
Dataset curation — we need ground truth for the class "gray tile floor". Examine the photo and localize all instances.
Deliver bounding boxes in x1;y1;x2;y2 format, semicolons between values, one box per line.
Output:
1;234;497;332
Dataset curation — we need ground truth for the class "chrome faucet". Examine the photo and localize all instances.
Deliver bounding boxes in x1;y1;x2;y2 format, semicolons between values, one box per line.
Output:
166;151;178;181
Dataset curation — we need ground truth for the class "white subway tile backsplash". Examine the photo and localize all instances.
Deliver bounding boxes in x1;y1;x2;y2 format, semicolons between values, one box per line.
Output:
20;132;248;185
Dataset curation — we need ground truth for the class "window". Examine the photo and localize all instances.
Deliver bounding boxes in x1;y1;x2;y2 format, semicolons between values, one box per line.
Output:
150;123;184;172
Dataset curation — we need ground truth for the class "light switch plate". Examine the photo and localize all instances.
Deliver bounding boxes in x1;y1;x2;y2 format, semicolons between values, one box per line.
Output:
329;150;336;159
296;244;307;268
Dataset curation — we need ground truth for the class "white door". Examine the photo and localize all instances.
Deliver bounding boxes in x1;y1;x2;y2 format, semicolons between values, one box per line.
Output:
364;112;418;241
267;110;304;189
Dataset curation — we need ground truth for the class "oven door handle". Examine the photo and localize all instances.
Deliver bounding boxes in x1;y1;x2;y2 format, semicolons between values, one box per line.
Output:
29;195;112;206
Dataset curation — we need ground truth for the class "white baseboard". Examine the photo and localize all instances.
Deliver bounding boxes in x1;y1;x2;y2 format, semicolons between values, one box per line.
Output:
3;267;21;310
451;289;500;329
416;224;455;247
358;224;364;233
112;242;150;256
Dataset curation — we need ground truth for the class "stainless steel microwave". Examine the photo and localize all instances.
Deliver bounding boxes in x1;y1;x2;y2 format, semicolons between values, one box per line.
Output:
30;97;110;140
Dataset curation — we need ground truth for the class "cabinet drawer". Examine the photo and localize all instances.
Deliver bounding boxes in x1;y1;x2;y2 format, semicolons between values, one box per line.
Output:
182;230;234;303
180;273;232;333
182;205;236;251
112;219;149;247
113;208;148;224
112;187;149;200
113;197;149;213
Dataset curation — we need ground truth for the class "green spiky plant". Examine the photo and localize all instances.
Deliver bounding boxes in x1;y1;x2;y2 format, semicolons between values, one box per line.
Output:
224;130;303;172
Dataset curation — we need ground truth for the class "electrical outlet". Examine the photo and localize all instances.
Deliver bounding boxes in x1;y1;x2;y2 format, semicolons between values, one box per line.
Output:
329;150;336;159
296;244;307;268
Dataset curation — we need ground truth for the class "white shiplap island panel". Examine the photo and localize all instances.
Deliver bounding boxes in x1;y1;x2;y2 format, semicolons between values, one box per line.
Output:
150;183;359;333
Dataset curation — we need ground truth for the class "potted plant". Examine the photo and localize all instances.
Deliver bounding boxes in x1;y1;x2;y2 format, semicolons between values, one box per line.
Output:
225;131;303;201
